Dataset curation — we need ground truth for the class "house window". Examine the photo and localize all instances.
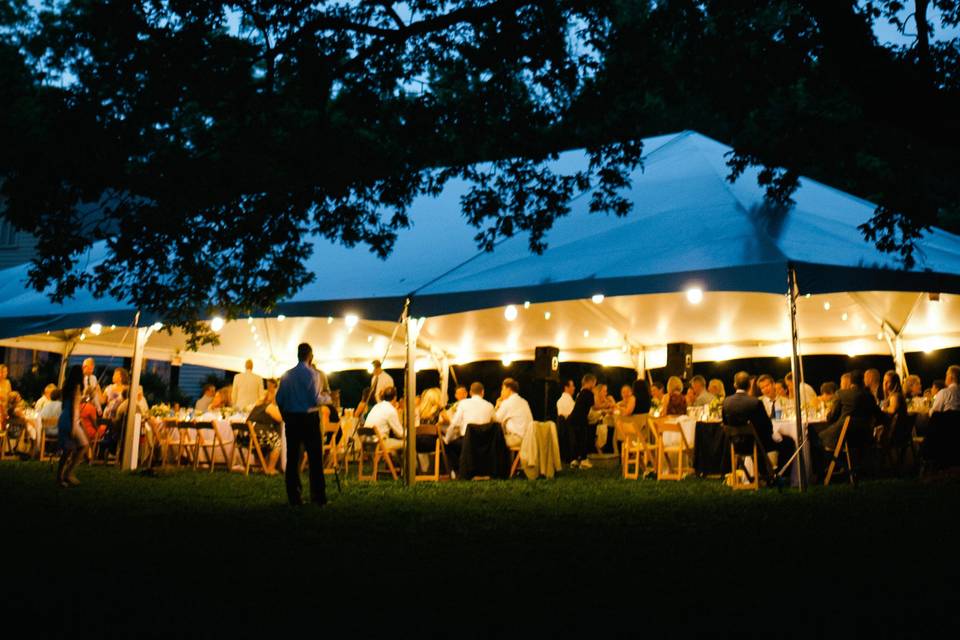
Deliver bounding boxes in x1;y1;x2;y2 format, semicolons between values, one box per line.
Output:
0;219;17;247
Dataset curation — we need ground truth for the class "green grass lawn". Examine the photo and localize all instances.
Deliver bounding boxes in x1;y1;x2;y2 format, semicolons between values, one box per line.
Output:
3;460;959;636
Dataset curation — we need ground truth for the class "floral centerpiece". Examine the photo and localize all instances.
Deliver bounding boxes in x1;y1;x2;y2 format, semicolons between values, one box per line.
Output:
149;403;172;418
707;395;723;421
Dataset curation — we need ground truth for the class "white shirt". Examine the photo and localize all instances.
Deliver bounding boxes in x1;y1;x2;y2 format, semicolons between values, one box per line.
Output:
445;395;495;442
365;400;404;439
694;390;716;407
371;371;394;401
495;393;533;440
761;395;787;418
232;370;264;410
932;383;960;413
38;399;62;421
195;394;214;414
797;382;818;408
557;392;575;418
83;374;101;412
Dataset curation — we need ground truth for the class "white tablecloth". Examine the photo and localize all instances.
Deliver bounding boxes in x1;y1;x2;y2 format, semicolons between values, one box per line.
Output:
772;418;813;487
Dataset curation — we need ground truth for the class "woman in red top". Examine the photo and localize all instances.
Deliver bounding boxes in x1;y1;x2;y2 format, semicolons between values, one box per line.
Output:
78;401;104;441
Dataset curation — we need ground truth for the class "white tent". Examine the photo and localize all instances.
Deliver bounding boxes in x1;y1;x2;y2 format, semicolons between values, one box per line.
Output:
3;131;958;374
3;130;960;480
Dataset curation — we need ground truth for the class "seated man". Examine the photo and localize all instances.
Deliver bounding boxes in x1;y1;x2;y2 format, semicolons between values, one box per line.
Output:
444;382;495;474
722;371;795;481
494;378;533;448
931;365;960;413
811;370;881;470
38;388;63;437
364;386;404;450
690;375;716;407
757;374;787;419
194;384;217;414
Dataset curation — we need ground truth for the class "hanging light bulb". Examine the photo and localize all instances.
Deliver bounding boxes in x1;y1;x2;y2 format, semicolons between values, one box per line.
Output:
504;305;518;321
89;323;102;336
544;311;551;320
823;302;831;311
523;301;531;309
686;288;703;304
277;314;286;322
210;316;225;332
344;314;359;329
591;294;605;304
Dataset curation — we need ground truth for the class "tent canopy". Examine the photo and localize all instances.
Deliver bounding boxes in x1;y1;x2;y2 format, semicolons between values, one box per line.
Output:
2;131;959;375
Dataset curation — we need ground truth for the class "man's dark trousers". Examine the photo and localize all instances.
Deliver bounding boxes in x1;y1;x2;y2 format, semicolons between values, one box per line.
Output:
284;411;326;505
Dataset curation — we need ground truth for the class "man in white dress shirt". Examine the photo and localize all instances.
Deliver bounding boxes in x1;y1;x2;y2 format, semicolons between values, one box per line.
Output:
81;358;102;414
495;378;533;448
445;382;496;443
690;375;716;407
444;382;495;476
784;371;818;410
557;379;575;419
758;374;786;419
231;359;264;410
364;386;404;449
931;364;960;413
370;360;394;403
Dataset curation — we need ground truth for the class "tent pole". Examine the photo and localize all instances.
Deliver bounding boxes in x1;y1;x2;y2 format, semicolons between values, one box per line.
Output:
58;341;71;387
122;318;148;471
404;310;417;487
894;334;908;381
439;355;450;404
787;266;807;491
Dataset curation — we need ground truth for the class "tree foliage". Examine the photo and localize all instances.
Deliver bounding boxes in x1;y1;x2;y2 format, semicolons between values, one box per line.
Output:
0;1;957;346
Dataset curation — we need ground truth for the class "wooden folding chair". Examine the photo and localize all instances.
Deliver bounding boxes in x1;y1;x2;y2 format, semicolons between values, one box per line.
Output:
38;418;60;461
415;424;449;481
0;424;14;459
619;415;655;480
722;424;770;491
651;417;692;480
321;410;342;474
238;422;270;476
356;426;400;481
194;421;235;473
824;416;855;486
156;419;181;467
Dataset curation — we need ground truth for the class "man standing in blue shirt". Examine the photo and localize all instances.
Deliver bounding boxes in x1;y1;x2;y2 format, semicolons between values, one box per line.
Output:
276;343;326;506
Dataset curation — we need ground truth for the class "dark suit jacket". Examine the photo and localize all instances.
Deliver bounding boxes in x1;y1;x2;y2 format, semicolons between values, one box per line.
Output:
722;391;775;447
826;386;881;433
567;389;595;429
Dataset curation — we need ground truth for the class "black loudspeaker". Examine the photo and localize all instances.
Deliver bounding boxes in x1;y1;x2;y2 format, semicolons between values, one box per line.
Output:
665;343;693;380
534;346;560;381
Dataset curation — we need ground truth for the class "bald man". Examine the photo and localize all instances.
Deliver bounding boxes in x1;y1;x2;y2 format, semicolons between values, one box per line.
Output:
81;358;102;414
232;359;264;410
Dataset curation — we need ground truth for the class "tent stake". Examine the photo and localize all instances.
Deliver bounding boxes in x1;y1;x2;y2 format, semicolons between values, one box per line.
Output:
787;266;807;491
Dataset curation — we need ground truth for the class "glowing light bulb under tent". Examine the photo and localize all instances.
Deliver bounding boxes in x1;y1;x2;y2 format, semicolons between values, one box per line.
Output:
210;316;225;332
504;305;518;321
686;288;703;304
